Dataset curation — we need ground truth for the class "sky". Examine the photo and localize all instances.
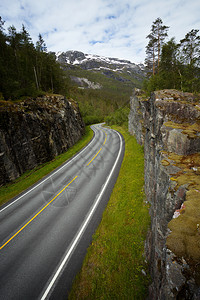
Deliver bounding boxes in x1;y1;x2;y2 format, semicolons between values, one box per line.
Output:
0;0;200;64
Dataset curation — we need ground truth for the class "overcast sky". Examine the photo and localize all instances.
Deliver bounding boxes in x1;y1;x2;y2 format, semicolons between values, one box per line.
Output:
0;0;200;63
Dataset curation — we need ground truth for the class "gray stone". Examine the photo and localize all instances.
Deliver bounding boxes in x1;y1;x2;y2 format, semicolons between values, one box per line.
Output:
0;95;85;186
129;89;200;299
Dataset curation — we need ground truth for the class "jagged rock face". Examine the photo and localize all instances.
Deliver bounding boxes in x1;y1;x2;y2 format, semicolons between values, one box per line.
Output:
129;88;146;145
129;89;200;299
0;95;85;186
57;50;86;65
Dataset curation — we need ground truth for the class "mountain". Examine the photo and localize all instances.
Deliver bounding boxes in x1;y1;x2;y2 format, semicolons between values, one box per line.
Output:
55;50;146;125
56;50;146;88
57;50;144;73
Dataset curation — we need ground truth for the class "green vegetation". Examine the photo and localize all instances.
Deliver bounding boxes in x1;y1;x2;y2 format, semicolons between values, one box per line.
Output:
64;67;140;125
105;106;130;126
144;18;200;93
0;16;144;124
0;126;93;207
69;126;150;299
0;17;69;100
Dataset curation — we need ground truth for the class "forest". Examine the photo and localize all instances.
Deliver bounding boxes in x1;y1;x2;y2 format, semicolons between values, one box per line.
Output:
0;16;199;126
0;16;135;126
144;18;200;93
0;17;68;100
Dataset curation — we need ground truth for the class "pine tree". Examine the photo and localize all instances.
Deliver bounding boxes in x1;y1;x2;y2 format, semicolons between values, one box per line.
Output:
20;25;37;96
160;38;181;89
0;18;69;99
179;29;200;92
35;34;48;90
145;34;157;75
179;29;200;66
0;17;7;99
36;34;47;52
145;18;169;75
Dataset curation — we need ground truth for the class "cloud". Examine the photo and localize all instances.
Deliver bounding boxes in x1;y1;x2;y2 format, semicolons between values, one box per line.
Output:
0;0;199;63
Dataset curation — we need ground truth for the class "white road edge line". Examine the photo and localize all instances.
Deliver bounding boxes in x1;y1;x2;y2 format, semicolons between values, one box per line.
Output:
40;129;123;300
0;126;97;213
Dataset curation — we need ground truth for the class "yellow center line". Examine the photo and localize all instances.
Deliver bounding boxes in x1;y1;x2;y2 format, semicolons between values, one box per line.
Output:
87;148;102;166
103;133;107;145
1;129;109;250
0;176;78;250
87;130;107;166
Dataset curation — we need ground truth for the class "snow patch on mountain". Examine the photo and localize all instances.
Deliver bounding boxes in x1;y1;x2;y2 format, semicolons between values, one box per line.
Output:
56;50;144;74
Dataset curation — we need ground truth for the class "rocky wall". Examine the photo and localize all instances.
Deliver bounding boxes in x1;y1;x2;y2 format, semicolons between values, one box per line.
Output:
0;95;85;186
129;89;200;299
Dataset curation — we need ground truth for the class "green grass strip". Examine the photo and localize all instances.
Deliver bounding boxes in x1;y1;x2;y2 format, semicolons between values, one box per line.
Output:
0;126;93;207
69;125;150;299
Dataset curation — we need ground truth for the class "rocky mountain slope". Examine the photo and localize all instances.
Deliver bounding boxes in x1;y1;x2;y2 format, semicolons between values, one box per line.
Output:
129;89;200;299
0;95;85;186
56;50;146;89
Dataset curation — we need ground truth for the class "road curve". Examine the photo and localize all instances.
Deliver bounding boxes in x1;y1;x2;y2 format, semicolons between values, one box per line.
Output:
0;124;125;300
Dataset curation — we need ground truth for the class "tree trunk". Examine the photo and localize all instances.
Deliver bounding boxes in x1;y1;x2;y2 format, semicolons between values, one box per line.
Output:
33;66;39;90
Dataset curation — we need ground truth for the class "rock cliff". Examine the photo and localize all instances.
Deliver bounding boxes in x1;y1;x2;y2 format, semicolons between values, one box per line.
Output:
0;95;85;186
129;89;200;299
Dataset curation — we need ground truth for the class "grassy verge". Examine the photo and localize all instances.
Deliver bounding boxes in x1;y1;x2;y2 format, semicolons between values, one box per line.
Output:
69;125;150;299
0;126;93;207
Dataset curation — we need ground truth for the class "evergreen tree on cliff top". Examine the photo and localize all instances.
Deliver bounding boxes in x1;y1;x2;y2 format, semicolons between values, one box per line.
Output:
178;29;200;92
144;18;200;93
145;18;169;75
179;29;200;67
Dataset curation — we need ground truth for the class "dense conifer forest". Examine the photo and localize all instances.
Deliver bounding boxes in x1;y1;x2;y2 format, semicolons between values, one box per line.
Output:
144;18;200;93
0;17;68;100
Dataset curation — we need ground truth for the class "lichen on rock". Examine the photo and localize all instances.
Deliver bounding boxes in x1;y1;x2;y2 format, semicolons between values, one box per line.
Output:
0;95;85;186
129;89;200;299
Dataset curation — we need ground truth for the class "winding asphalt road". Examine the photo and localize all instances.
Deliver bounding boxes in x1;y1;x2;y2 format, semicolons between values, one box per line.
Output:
0;124;124;299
